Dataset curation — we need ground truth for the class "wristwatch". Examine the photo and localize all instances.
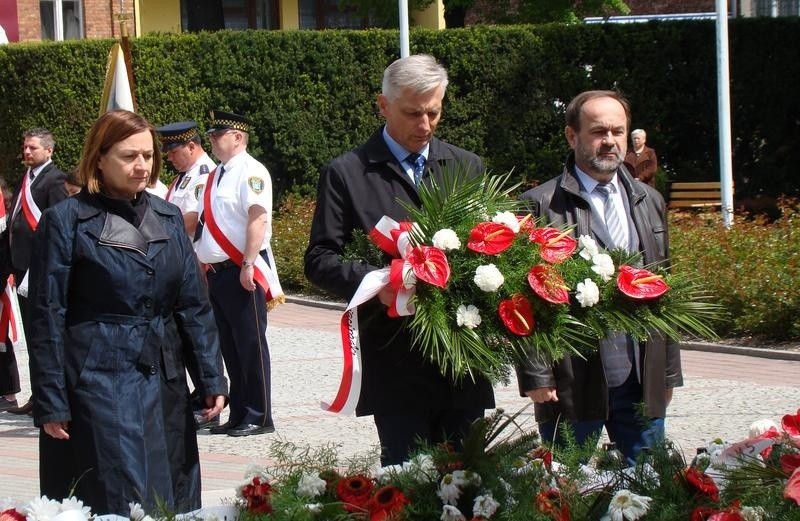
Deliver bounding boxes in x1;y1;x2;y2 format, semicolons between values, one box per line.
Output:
241;259;254;268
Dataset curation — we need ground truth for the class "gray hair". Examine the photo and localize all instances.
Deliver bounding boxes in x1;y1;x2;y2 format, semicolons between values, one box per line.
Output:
631;128;646;138
23;128;55;149
381;54;449;101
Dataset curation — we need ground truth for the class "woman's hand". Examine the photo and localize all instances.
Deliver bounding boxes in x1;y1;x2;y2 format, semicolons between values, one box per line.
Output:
43;421;70;440
202;395;226;419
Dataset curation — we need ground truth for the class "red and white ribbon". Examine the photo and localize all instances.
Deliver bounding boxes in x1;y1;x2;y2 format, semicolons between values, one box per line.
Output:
321;216;419;415
16;174;43;297
0;275;26;352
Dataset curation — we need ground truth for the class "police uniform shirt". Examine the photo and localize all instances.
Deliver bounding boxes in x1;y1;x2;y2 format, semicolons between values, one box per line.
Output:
194;150;273;264
171;153;215;215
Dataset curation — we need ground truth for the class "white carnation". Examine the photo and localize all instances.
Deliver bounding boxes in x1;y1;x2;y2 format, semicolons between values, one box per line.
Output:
575;278;600;307
473;494;500;518
440;505;467;521
305;503;324;514
23;497;62;521
297;472;327;497
432;229;461;250
740;506;766;521
591;253;615;281
578;234;599;260
474;264;504;292
456;304;482;329
404;453;437;483
492;211;520;233
748;419;778;438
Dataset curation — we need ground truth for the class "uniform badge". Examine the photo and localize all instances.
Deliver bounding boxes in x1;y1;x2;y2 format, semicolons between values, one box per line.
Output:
248;176;264;194
179;175;192;189
194;183;205;199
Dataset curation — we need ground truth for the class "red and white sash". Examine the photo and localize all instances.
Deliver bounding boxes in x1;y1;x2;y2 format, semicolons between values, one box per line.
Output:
164;175;181;202
321;216;417;415
0;188;6;233
0;275;26;352
201;168;284;307
15;173;42;297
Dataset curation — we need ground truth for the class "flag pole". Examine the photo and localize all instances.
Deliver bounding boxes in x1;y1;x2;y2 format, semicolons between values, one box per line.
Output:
116;0;137;110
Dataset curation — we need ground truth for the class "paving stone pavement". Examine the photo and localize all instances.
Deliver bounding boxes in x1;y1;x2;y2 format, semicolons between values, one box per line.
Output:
1;301;799;506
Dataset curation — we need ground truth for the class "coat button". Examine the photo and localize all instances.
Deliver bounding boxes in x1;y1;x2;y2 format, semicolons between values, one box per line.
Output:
149;366;157;375
146;268;155;275
144;298;152;308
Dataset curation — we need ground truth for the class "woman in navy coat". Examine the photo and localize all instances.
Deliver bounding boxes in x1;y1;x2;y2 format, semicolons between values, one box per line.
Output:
27;110;227;515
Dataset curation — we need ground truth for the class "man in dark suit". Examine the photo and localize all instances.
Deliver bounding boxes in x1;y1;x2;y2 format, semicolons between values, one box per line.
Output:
516;91;682;463
1;128;68;415
305;54;495;465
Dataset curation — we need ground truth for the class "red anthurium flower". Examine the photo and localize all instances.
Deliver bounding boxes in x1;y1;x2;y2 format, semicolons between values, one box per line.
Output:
529;446;553;470
406;245;450;288
528;264;570;304
782;408;800;436
683;467;720;502
708;512;745;521
0;509;25;521
690;506;716;521
337;475;375;512
535;489;571;521
529;227;577;264
781;453;800;475
616;265;669;300
498;294;535;336
786;467;800;505
518;213;535;234
241;476;273;514
367;485;409;521
467;222;516;255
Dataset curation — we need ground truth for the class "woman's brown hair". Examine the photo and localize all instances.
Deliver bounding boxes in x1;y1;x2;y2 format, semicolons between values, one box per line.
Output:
77;110;162;194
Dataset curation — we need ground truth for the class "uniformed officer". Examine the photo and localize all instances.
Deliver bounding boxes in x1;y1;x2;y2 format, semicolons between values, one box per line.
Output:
194;110;283;437
157;120;220;431
156;121;215;237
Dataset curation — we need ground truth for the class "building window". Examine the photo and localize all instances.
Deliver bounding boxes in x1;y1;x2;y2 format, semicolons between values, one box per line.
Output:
40;0;83;40
755;0;800;16
299;0;368;29
182;0;278;31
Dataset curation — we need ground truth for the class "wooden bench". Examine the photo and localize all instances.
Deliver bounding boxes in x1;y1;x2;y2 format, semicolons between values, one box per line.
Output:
667;181;723;209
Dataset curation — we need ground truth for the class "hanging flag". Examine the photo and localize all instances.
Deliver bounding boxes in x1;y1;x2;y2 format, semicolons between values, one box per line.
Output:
99;42;135;114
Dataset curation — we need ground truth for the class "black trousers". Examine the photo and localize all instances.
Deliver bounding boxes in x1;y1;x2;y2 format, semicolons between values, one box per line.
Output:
206;264;272;427
373;407;485;465
0;340;20;395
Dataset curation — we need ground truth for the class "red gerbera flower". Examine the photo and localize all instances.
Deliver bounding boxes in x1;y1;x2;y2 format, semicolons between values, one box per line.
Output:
0;509;25;521
337;475;375;512
528;264;570;304
535;489;571;521
406;245;450;288
367;485;409;521
683;467;720;502
498;294;535;336
782;408;800;436
529;227;577;264
466;222;516;255
616;265;669;300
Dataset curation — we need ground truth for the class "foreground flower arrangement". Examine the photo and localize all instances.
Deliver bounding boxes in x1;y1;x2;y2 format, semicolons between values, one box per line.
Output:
346;171;721;382
4;408;799;520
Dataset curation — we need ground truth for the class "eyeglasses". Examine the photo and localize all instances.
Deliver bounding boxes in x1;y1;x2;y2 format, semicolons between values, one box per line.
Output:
208;129;236;139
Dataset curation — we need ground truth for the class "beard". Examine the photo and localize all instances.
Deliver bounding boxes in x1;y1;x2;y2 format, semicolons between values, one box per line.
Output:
576;143;623;174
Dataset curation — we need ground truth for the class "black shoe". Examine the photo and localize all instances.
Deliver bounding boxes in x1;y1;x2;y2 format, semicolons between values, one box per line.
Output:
0;396;18;412
7;399;32;415
195;412;220;430
226;423;275;437
209;420;239;435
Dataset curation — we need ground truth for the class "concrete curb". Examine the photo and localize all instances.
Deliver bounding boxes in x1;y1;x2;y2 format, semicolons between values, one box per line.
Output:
283;295;800;362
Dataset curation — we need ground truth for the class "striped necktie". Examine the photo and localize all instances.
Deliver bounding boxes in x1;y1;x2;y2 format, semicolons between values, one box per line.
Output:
405;153;426;186
595;183;626;249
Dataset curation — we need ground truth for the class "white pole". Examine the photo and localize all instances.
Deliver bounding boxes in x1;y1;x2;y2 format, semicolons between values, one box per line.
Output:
715;0;734;228
399;0;410;58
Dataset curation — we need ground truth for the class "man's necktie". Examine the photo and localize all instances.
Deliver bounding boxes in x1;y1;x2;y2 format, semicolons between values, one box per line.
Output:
215;165;226;186
405;153;426;186
595;183;626;249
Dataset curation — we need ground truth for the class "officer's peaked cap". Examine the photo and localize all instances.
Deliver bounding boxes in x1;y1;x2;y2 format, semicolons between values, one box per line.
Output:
206;110;253;133
155;120;200;151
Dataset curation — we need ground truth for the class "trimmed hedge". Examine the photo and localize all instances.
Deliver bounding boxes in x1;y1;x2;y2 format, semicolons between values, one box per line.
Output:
1;19;798;199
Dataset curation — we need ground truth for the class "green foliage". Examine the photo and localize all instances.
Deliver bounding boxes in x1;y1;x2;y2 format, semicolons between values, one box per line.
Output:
1;20;799;200
271;194;319;294
669;199;800;340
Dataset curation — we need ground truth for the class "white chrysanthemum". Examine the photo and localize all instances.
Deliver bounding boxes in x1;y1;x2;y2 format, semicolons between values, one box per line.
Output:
437;474;462;505
297;472;327;498
452;469;482;488
474;264;504;292
492;211;520;233
59;497;91;518
432;229;461;251
578;234;599;260
456;304;482;329
591;253;615;281
575;278;600;307
473;494;500;518
23;496;62;521
128;502;155;521
600;489;651;521
748;419;779;438
740;506;766;521
305;503;324;514
440;505;467;521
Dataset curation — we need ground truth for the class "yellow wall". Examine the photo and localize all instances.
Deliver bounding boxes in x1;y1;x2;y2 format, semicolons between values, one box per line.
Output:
136;0;181;35
279;0;299;29
414;0;445;29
